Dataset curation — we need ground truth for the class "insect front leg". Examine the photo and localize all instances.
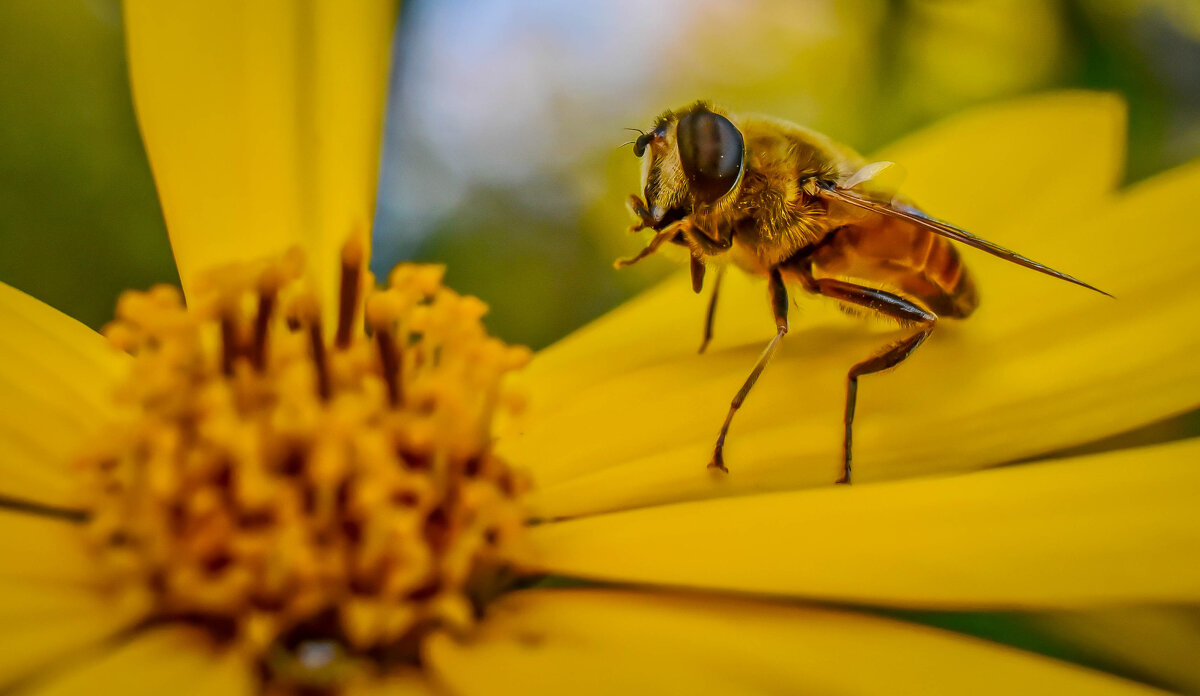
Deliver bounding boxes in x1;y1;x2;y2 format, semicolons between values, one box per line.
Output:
613;219;689;268
804;276;936;484
626;194;655;232
709;266;788;473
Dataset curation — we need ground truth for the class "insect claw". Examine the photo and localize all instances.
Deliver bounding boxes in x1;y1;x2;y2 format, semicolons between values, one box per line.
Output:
708;450;728;473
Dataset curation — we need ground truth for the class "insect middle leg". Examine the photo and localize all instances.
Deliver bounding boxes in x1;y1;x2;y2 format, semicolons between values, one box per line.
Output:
709;267;788;473
698;264;725;354
804;276;936;484
684;222;731;353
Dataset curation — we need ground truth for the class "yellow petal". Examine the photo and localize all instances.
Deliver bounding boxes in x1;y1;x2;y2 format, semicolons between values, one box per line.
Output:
529;438;1200;609
0;514;152;689
123;0;397;310
510;156;1200;518
427;589;1161;695
0;282;125;508
1029;608;1200;694
26;628;253;696
877;91;1125;235
343;673;438;696
0;612;143;691
0;582;146;690
0;512;149;689
0;510;101;584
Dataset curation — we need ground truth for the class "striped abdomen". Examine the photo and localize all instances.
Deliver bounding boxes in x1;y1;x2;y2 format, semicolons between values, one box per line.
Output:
806;218;979;319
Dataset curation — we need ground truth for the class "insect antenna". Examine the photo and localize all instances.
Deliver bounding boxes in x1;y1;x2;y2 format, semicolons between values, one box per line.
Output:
618;128;646;150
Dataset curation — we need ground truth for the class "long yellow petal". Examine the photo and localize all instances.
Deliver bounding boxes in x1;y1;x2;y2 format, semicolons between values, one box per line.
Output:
0;512;149;689
877;91;1125;235
0;612;143;691
27;628;253;696
529;438;1200;609
0;510;97;584
343;673;438;696
427;589;1161;695
0;583;146;690
1029;608;1200;694
123;0;397;309
0;282;125;508
510;156;1200;518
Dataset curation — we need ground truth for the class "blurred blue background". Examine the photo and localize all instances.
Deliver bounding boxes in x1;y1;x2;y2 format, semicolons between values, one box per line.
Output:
3;0;1200;349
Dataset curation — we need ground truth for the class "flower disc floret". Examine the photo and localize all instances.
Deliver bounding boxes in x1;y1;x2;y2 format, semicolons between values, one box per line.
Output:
79;243;532;684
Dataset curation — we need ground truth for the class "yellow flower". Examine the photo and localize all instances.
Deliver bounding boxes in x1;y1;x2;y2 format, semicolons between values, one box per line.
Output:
2;3;1199;695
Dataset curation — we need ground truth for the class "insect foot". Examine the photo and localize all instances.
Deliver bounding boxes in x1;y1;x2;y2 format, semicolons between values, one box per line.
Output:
708;448;729;474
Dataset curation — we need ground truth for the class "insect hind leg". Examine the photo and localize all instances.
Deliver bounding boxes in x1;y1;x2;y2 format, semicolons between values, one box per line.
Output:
805;277;936;484
710;267;788;473
841;326;932;483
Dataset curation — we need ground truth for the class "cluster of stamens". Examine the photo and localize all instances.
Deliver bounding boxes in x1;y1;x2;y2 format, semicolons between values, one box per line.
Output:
78;240;532;685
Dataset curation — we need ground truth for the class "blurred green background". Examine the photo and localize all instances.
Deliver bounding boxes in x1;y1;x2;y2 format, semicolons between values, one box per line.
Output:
3;2;1199;685
2;0;1199;350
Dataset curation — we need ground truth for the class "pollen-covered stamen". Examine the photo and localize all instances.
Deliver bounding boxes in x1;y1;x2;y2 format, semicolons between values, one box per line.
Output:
367;292;404;407
308;321;331;401
220;310;239;376
336;234;365;350
80;244;533;686
250;286;276;370
293;293;332;402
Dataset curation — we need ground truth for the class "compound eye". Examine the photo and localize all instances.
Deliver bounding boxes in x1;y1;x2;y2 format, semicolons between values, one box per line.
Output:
676;108;744;203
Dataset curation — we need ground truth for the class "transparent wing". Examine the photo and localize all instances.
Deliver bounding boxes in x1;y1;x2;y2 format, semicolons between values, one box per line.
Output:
841;161;907;202
816;181;1111;297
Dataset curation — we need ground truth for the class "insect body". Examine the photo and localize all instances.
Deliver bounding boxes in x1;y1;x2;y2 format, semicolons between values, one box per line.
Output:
619;102;1107;483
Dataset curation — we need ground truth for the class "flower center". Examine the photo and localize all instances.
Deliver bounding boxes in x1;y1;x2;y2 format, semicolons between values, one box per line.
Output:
78;240;532;687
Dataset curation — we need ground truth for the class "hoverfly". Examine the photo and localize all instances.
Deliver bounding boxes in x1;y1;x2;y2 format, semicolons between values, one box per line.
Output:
618;102;1107;483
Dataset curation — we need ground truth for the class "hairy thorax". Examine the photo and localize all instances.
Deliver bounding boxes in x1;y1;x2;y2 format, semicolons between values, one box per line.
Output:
724;122;863;269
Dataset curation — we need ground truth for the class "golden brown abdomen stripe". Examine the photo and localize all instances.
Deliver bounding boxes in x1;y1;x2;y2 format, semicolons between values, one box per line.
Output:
807;219;979;319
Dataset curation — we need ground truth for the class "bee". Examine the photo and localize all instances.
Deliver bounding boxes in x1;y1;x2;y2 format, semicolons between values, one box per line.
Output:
619;102;1107;483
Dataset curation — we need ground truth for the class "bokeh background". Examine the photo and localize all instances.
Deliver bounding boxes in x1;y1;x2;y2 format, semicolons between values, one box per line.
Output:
3;0;1200;682
2;0;1199;350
